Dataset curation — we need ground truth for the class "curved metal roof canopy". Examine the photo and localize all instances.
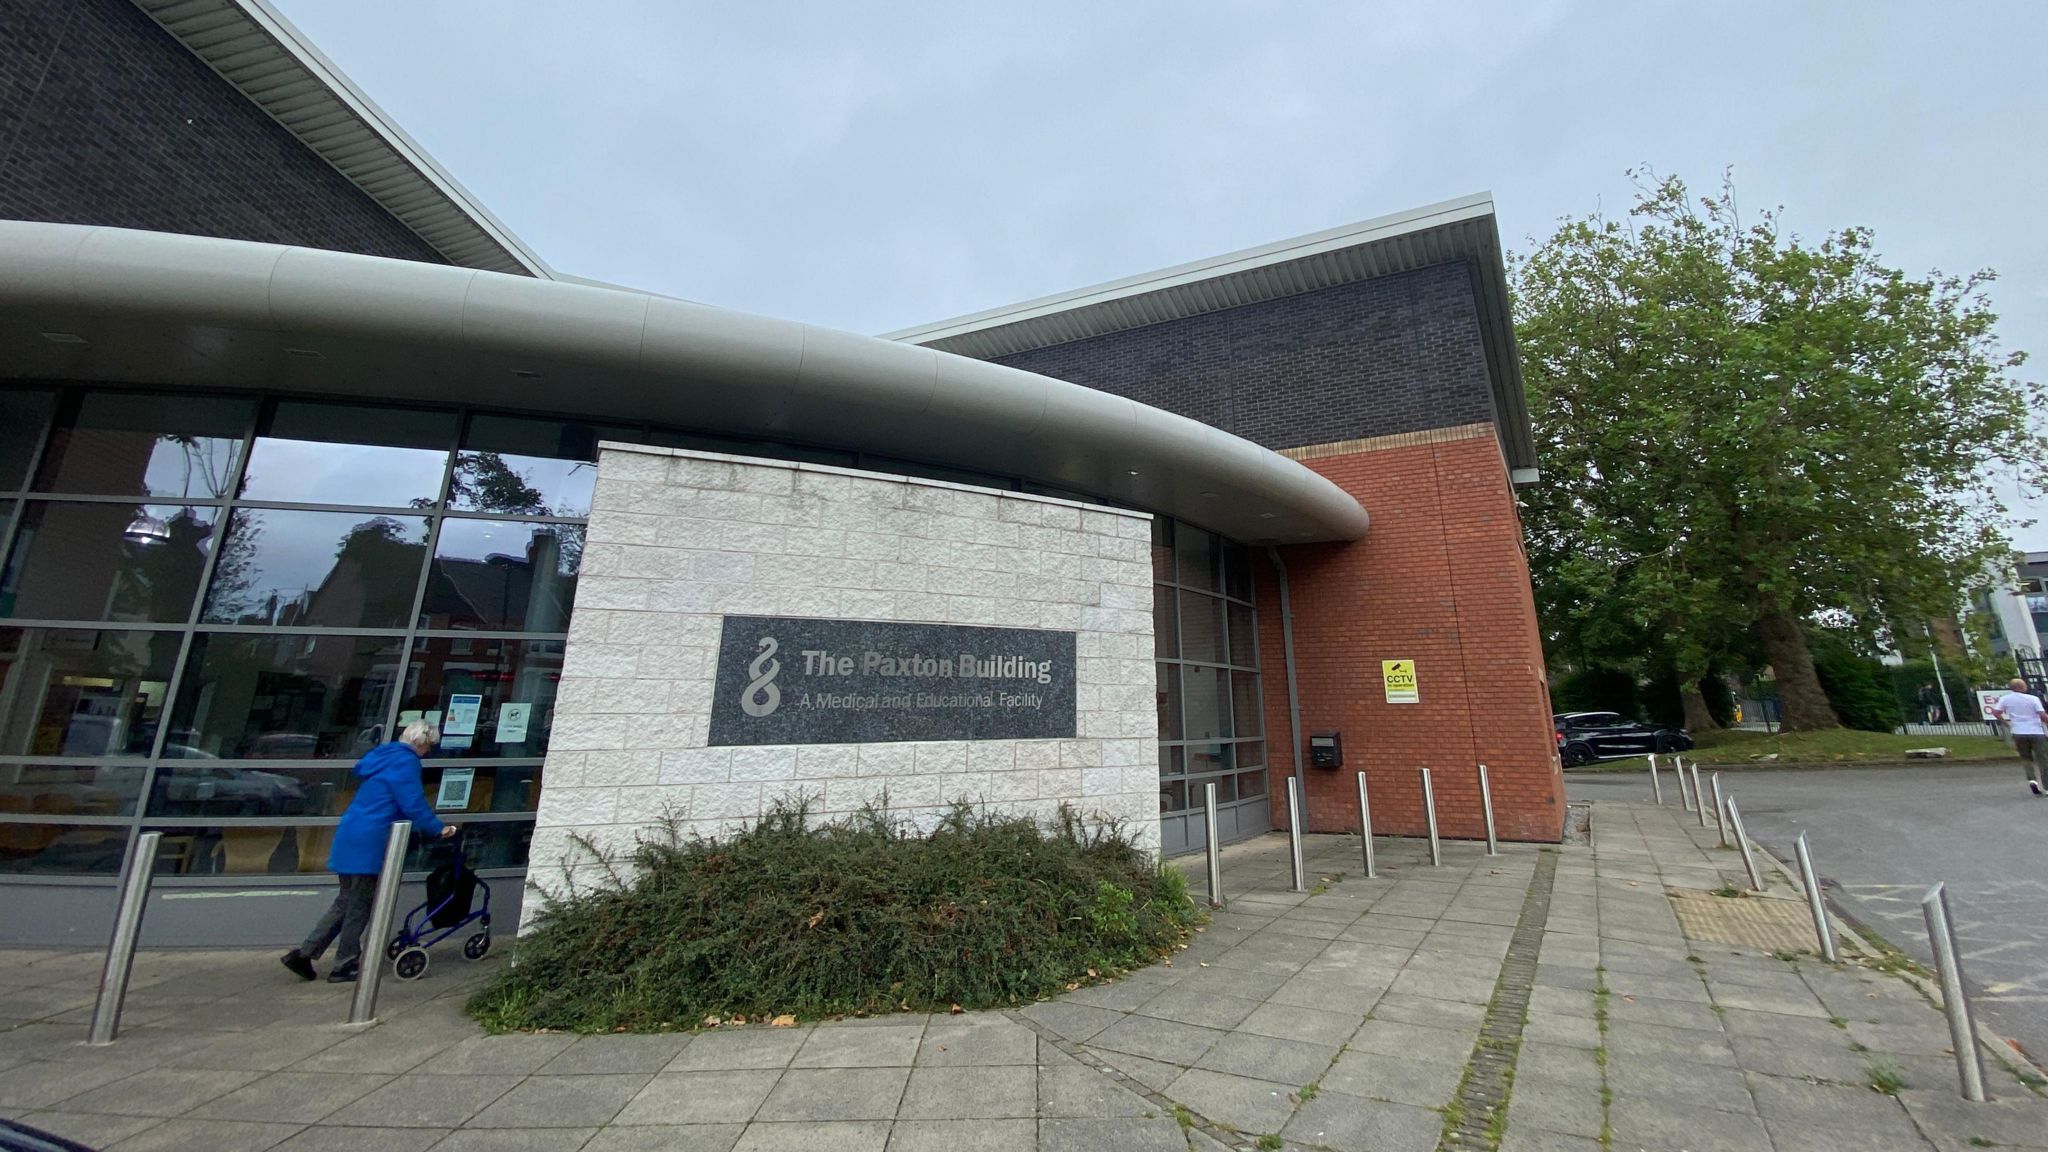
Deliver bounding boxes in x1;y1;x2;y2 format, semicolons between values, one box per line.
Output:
0;222;1368;545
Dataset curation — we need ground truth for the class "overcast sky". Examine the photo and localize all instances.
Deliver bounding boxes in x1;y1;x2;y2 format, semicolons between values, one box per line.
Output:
273;0;2048;547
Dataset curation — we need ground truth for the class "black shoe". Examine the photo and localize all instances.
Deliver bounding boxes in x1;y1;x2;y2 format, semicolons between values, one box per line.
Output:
2031;780;2043;796
326;963;360;984
280;950;317;982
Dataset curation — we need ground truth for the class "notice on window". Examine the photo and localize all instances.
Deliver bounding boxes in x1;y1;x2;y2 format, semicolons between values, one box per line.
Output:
443;694;482;751
1978;689;2008;720
494;702;532;744
1382;660;1419;704
435;767;475;811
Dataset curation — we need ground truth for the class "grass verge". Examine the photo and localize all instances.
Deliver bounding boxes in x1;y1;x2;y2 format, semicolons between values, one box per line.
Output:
468;801;1200;1032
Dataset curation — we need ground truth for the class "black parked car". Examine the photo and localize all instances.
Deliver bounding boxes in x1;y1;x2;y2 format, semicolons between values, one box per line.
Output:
1554;712;1693;767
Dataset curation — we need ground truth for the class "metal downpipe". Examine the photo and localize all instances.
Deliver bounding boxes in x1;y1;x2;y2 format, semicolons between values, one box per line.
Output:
1266;547;1306;822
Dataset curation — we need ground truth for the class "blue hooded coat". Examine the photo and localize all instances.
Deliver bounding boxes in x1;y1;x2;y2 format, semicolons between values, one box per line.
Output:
329;742;446;875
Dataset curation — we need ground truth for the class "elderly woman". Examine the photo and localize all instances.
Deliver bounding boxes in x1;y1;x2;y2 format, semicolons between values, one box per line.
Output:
281;720;458;983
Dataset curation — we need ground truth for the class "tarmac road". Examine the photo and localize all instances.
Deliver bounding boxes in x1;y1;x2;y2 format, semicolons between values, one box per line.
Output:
1568;762;2048;1066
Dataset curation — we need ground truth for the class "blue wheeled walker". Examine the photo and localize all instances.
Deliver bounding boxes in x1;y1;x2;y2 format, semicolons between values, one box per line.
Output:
385;839;492;980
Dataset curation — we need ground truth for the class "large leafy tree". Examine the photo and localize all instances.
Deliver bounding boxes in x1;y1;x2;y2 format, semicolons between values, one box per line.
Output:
1515;173;2043;730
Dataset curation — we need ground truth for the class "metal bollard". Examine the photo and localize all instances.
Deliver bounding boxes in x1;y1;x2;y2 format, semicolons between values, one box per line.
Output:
1648;753;1664;804
1724;799;1766;893
1676;755;1696;812
1204;781;1224;909
1922;883;1988;1101
1795;833;1837;962
1691;762;1709;830
88;831;162;1045
349;820;413;1026
1286;776;1307;893
1420;767;1441;866
1711;772;1730;848
1478;763;1499;856
1356;771;1377;879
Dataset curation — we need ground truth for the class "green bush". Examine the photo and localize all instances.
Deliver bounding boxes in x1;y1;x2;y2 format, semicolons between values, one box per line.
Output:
468;802;1200;1033
1552;666;1640;716
1813;648;1903;733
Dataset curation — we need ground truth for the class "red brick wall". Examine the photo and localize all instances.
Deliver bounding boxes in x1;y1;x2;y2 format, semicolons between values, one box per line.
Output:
1256;430;1563;842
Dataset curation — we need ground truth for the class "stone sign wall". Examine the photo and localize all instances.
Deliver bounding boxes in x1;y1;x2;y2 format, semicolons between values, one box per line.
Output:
529;443;1157;894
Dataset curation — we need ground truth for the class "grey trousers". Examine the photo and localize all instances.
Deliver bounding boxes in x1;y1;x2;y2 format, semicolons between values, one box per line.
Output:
301;874;378;971
2016;735;2048;789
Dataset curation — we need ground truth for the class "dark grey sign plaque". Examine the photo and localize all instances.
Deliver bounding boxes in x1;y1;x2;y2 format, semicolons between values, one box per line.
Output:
707;615;1078;746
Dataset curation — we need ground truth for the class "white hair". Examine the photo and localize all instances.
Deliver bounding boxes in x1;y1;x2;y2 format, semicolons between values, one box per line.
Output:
400;719;441;747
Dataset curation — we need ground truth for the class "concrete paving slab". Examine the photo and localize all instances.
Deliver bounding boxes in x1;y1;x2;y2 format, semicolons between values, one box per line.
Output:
729;1120;890;1152
539;1034;690;1075
188;1070;393;1124
896;1065;1036;1120
753;1068;910;1122
663;1028;806;1071
1319;1049;1464;1108
613;1070;781;1126
791;1024;923;1068
328;1072;522;1128
884;1118;1035;1152
465;1073;654;1129
1283;1091;1441;1152
581;1124;743;1152
1161;1066;1297;1134
1035;1116;1188;1152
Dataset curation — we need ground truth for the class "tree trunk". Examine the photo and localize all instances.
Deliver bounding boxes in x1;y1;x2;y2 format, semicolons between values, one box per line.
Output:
1681;685;1720;733
1755;610;1841;731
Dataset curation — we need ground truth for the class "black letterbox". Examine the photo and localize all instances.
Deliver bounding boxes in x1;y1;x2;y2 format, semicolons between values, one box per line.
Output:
1308;730;1343;769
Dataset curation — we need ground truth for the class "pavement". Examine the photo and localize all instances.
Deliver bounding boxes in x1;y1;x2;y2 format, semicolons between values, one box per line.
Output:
1569;762;2048;1064
1;800;2044;1152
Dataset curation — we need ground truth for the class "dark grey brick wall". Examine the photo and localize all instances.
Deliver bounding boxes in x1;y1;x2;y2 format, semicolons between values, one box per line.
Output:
0;0;445;263
989;262;1496;451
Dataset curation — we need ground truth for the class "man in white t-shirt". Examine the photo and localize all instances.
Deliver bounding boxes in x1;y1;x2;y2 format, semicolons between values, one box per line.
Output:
1989;678;2048;795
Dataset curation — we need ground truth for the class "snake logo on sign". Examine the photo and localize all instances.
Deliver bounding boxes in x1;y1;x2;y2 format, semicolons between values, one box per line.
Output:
740;637;783;717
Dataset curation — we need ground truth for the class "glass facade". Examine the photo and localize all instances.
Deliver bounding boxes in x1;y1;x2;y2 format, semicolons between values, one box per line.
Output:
1153;518;1268;855
0;388;586;878
0;383;1270;881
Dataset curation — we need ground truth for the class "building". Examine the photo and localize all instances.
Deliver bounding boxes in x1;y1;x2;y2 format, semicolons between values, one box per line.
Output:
0;0;1558;945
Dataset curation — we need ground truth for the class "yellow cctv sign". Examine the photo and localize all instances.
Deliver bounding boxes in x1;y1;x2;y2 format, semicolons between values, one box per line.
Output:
1382;659;1419;704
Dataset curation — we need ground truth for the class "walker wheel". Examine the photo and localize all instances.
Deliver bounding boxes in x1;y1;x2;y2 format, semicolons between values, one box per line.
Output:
386;937;405;961
393;946;429;981
463;932;491;961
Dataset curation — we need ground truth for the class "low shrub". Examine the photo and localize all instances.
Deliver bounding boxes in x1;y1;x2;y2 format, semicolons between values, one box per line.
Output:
468;802;1200;1032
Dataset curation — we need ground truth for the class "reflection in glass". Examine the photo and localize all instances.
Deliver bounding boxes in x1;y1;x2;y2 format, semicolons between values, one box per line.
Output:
1151;518;1175;584
401;636;562;758
1;502;216;622
425;764;540;812
240;402;455;507
1236;769;1267;798
167;633;403;759
1231;672;1264;737
1224;543;1253;601
1185;742;1235;777
406;818;533;871
0;823;128;874
1183;664;1230;740
201;510;429;628
1228;602;1256;667
1159;744;1183;779
1159;779;1187;813
0;763;144;816
1156;663;1182;741
1180;593;1226;665
35;392;251;498
1177;526;1217;591
0;391;54;490
148;762;321;817
1152;587;1177;658
452;415;629;517
421;519;580;631
0;628;177;756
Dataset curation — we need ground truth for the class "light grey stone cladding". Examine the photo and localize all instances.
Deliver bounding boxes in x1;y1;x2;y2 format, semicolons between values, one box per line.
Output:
528;442;1157;895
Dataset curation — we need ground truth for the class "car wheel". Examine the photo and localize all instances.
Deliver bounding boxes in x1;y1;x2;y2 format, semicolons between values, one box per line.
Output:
1654;735;1679;754
1563;743;1594;768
